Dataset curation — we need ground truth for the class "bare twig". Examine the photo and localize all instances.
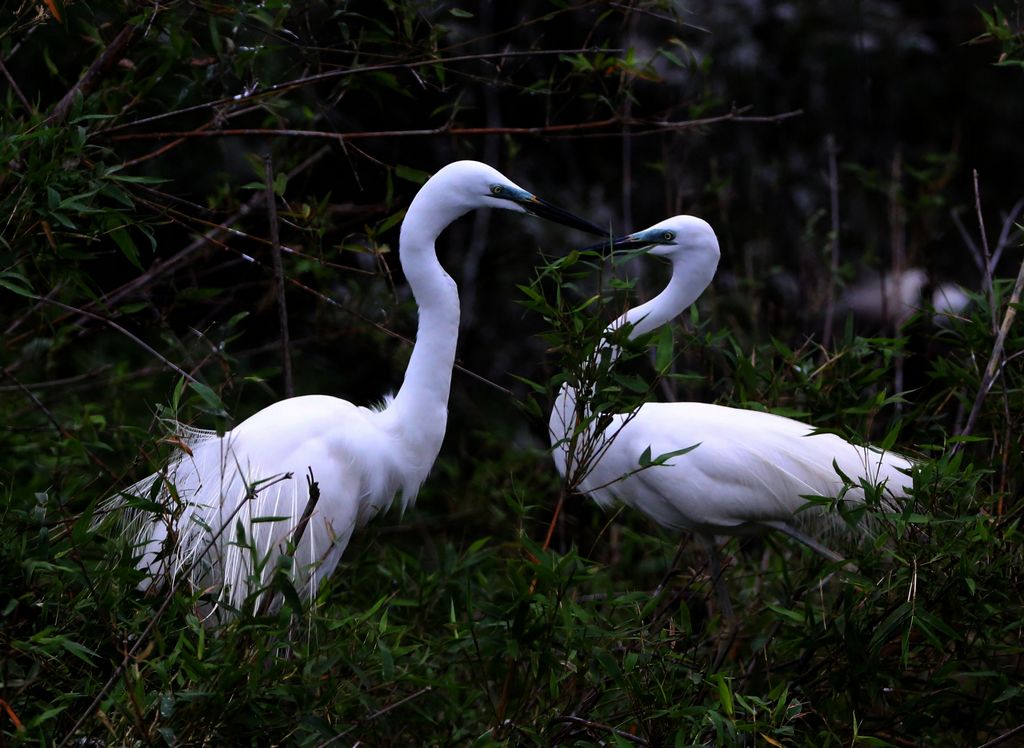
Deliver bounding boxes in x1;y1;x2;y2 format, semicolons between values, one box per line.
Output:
991;196;1024;270
4;281;65;337
1;367;115;477
0;57;31;112
974;170;998;331
821;134;841;349
194;220;517;398
0;365;112;392
47;24;137;125
109;120;620;143
37;297;199;385
949;194;1023;277
120;123;212;169
951;207;986;275
890;151;906;401
977;721;1024;748
125;190;515;399
102;48;624;134
317;686;434;747
256;470;321;618
120;103;272;168
80;146;331;317
57;474;293;747
958;252;1024;445
264;154;293;397
289;469;321;552
549;715;649;745
107;108;804;145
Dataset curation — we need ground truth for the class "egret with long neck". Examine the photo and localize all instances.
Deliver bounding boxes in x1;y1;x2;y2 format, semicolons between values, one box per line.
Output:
109;160;602;617
549;215;912;619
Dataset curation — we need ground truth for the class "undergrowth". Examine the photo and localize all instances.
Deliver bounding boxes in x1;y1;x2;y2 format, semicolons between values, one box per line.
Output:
3;1;1023;745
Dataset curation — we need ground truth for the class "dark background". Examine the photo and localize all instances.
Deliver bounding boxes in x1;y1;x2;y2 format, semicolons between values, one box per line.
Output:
2;2;1023;743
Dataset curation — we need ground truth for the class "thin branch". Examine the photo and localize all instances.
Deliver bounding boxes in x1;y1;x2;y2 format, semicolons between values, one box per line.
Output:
0;365;112;392
977;722;1024;748
101;48;624;134
107;108;804;145
132;194;514;398
264;154;293;397
264;253;516;398
57;474;293;747
289;469;321;552
821;134;841;349
317;686;434;747
0;57;31;112
120;125;211;170
131;188;380;276
890;150;906;402
37;297;199;385
549;715;649;745
951;207;986;275
5;281;65;337
47;24;137;125
0;367;115;477
957;251;1024;445
81;146;331;317
255;469;322;618
109;120;619;143
974;169;998;331
991;196;1024;270
120;103;273;168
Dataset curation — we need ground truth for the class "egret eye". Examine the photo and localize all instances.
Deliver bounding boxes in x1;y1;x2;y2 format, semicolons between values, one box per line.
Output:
490;185;505;196
662;231;675;242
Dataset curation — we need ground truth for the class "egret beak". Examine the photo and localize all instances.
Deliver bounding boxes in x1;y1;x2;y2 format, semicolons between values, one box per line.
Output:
577;233;653;254
503;193;606;236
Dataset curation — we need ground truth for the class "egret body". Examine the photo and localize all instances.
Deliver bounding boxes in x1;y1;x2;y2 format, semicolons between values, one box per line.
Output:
111;160;601;615
549;216;912;613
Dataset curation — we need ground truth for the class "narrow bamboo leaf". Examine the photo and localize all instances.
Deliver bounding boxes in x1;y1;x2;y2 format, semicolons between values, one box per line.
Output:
109;226;142;269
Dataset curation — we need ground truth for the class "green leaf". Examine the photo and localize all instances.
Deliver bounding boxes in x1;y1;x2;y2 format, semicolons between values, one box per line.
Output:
208;14;222;55
102;173;167;185
378;209;406;234
58;637;99;664
766;602;805;624
639;445;653;467
715;674;734;717
273;172;288;196
395;164;430;185
654;325;674;372
0;272;34;297
188;381;226;414
109;226;142;269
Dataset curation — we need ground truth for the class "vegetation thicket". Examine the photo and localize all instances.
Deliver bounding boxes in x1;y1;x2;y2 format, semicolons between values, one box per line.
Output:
1;2;1022;745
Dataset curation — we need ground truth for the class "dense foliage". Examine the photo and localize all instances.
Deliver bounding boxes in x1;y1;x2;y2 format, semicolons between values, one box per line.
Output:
2;1;1022;745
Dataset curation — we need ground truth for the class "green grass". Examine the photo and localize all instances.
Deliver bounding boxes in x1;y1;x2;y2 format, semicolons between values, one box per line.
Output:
2;1;1023;744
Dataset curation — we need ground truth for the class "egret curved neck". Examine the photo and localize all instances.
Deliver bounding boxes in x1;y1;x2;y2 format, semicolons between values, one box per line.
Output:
611;255;715;341
386;210;462;450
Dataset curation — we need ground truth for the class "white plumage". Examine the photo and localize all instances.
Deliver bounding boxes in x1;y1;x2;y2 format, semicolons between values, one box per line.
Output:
108;160;601;616
549;215;912;599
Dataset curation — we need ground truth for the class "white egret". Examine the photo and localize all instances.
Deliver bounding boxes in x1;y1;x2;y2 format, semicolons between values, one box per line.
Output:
836;267;971;329
837;267;929;329
108;160;602;616
549;215;913;618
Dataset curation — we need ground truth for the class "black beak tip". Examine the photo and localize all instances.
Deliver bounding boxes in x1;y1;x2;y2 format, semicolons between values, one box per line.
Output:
526;197;606;236
578;235;645;253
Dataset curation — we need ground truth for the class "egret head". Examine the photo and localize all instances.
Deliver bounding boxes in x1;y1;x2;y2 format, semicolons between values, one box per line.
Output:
421;161;604;236
604;215;721;263
584;215;721;274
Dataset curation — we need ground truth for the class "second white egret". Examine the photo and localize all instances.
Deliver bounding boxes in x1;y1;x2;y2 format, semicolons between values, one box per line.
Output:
549;215;913;617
